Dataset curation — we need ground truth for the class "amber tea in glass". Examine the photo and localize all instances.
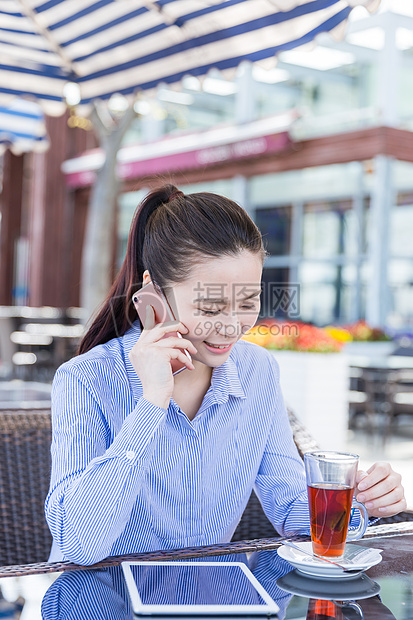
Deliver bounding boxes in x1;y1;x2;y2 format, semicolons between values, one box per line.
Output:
304;451;368;558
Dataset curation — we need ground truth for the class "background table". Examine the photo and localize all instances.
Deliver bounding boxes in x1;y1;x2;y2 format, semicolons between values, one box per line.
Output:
0;380;51;410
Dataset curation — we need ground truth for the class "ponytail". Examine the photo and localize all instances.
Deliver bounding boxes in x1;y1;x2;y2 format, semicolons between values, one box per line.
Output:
78;184;179;355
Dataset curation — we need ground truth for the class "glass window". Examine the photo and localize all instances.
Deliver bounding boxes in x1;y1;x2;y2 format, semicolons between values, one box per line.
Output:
252;60;362;132
302;200;354;258
390;204;413;257
260;267;292;320
254;78;299;119
179;179;234;197
342;209;358;257
255;206;291;256
250;164;361;206
340;263;364;324
298;262;346;325
387;259;413;327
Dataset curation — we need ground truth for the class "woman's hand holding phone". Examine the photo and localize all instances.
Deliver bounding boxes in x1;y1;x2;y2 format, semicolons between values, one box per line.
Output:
128;305;196;410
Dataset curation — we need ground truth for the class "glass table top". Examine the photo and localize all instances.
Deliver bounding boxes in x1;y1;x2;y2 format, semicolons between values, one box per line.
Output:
0;530;412;620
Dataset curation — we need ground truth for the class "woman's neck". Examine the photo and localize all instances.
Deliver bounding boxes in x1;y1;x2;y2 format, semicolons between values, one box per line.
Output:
172;361;213;420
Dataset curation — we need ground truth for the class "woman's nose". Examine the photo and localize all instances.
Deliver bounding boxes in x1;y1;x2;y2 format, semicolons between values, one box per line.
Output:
214;314;240;338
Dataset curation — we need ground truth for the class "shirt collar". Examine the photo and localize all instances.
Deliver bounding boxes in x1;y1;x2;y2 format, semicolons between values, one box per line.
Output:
122;320;246;403
210;355;246;402
122;320;144;402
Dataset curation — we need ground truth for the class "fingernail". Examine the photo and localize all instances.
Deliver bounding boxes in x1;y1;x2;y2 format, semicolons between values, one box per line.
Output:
358;482;367;491
357;493;366;502
366;501;374;509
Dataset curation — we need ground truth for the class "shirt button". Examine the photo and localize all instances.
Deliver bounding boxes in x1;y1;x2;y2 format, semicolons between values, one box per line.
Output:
126;450;135;460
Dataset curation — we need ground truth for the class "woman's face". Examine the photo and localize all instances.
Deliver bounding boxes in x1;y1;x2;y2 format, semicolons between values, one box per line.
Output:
168;250;263;368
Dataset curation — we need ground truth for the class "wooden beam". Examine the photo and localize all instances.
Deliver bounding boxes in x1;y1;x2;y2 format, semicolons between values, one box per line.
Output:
122;126;413;191
0;152;24;305
28;114;96;308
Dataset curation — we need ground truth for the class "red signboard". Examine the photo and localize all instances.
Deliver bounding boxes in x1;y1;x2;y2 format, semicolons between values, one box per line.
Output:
65;132;291;188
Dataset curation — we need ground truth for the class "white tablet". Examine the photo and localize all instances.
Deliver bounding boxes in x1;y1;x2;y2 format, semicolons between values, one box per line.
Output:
121;561;280;617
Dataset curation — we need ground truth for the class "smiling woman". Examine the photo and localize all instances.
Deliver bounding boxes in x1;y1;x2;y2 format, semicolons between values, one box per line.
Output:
44;185;406;566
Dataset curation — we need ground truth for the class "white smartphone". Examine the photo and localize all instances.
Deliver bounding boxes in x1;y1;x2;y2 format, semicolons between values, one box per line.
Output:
132;282;191;375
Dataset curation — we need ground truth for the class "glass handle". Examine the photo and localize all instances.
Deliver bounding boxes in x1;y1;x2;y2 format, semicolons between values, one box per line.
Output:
346;499;369;542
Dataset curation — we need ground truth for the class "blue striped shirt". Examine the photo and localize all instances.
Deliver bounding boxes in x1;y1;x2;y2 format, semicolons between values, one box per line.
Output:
45;321;310;565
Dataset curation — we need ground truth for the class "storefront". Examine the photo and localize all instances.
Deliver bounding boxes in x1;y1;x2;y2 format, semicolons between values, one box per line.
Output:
62;122;413;330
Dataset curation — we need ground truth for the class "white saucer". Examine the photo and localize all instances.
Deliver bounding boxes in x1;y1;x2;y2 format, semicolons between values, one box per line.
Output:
277;542;382;580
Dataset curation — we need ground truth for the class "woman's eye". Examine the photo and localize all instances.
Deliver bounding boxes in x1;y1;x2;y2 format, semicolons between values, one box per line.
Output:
240;304;257;311
201;309;221;316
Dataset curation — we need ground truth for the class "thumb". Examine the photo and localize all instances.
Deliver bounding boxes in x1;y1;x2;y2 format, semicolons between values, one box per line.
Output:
144;305;155;331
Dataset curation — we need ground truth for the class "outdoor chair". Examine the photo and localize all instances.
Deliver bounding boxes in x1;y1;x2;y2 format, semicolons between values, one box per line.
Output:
0;409;52;565
349;366;413;444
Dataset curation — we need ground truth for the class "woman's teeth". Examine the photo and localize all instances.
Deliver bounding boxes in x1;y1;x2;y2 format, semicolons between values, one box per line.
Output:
205;342;230;349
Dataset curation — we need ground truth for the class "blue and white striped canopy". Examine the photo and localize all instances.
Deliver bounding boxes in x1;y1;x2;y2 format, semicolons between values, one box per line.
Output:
0;0;379;115
0;97;48;153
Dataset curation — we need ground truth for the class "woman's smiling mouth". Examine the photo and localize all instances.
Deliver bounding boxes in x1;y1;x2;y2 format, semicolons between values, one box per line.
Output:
203;341;233;353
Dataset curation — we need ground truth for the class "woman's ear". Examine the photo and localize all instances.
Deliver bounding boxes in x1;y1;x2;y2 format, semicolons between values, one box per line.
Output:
142;270;152;286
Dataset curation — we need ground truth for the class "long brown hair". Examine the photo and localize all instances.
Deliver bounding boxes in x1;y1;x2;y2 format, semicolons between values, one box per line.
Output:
78;184;265;354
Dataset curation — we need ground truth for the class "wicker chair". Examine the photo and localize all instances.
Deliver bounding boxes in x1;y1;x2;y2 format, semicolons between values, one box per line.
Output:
0;409;52;565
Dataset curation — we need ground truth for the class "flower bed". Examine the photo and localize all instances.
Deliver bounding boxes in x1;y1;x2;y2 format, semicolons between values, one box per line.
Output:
242;319;390;352
242;319;342;353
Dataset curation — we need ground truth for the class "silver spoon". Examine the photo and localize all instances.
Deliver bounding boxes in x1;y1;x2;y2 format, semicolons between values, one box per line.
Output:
283;540;362;573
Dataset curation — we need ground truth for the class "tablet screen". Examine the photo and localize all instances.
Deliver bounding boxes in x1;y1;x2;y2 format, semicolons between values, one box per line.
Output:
122;561;279;617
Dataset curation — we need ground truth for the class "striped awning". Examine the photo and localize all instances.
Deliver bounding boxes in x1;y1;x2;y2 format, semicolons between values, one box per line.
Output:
0;98;48;154
0;0;380;116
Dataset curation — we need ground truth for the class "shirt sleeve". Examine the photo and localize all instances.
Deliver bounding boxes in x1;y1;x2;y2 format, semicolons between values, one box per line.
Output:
253;358;311;537
45;364;167;565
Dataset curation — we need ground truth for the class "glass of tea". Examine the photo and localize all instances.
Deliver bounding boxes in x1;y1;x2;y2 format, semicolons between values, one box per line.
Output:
304;451;369;558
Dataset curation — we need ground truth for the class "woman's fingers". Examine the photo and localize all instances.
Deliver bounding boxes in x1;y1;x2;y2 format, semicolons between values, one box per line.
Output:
144;305;156;330
358;462;396;489
142;317;188;338
362;487;406;513
356;462;406;517
357;463;396;494
168;348;195;370
140;317;196;355
367;496;407;518
153;336;197;355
